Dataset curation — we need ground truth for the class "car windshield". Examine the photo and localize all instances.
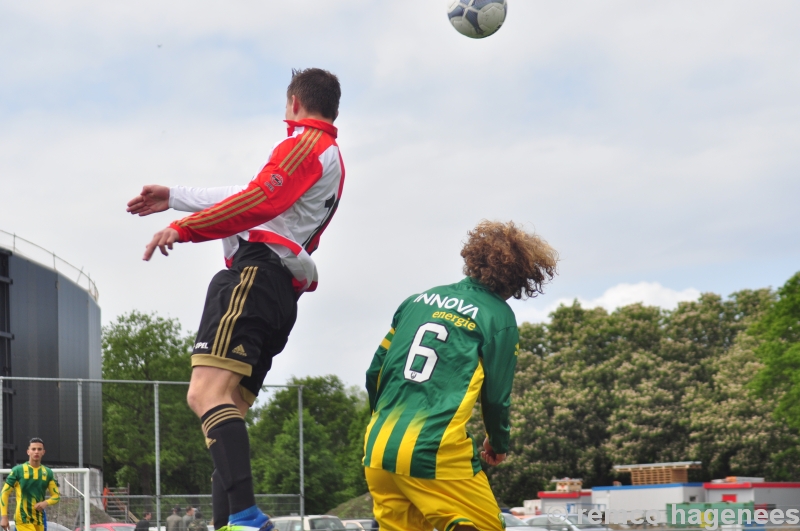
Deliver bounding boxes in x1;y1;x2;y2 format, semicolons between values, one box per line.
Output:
566;515;605;528
502;514;529;527
528;515;604;529
309;518;346;530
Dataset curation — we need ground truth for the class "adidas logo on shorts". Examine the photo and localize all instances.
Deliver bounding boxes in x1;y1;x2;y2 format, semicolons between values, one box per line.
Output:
232;345;247;356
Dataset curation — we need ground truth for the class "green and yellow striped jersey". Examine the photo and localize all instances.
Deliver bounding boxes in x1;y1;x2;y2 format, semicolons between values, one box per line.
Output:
363;277;519;480
1;463;60;524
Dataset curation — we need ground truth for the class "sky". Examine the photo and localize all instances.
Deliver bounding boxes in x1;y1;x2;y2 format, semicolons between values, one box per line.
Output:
1;1;799;391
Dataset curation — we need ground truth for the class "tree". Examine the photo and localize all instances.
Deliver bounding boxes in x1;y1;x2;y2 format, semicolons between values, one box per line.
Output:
487;288;776;506
102;311;212;494
751;273;800;431
249;376;370;511
253;410;345;514
687;330;800;480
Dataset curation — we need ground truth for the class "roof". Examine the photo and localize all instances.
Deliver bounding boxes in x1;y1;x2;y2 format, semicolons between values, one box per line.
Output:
538;490;592;498
593;483;704;491
613;461;702;471
704;482;800;489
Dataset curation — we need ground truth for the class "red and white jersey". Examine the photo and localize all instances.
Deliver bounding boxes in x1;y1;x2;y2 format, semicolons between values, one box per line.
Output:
169;118;344;293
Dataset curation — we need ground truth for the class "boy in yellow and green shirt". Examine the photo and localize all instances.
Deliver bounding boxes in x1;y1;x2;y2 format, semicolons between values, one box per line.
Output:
0;438;60;531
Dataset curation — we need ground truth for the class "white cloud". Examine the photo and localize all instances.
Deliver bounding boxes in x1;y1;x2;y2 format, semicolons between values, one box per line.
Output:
511;282;701;324
582;282;701;312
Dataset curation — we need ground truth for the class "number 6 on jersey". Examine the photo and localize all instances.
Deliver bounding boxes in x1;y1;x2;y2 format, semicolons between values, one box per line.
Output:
404;323;448;383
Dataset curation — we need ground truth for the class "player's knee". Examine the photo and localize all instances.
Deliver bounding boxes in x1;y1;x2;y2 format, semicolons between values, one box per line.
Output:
187;366;242;416
186;386;204;416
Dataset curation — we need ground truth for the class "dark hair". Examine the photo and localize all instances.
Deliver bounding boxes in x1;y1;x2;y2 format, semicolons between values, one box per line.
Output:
29;437;44;448
287;68;341;121
461;221;558;299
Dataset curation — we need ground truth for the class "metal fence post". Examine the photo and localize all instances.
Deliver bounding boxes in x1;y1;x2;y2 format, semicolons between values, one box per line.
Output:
298;385;304;518
0;376;3;468
84;468;91;531
77;380;84;468
155;382;161;530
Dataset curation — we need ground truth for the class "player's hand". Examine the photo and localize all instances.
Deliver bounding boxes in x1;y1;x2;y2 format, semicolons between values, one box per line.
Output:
127;185;170;216
34;501;48;511
480;437;506;466
1;515;9;530
144;227;180;261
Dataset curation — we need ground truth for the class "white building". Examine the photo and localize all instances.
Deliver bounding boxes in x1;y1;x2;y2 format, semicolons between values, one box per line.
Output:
539;490;594;514
705;480;800;506
591;483;705;513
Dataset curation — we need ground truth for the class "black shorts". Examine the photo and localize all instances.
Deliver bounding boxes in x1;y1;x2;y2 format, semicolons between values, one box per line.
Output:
191;241;297;405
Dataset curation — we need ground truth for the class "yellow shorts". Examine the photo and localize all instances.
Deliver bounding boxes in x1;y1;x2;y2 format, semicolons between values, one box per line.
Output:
16;524;44;531
365;467;504;531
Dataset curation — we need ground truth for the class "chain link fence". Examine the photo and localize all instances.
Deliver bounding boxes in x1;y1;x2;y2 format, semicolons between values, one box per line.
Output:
101;494;301;524
0;377;305;529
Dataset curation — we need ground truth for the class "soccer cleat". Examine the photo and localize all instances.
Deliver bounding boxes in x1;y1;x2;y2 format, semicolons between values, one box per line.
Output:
228;506;273;531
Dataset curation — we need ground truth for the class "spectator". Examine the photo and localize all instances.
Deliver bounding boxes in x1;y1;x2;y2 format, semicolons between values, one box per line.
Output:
188;511;207;531
167;506;183;531
103;484;111;512
182;506;195;531
135;512;152;531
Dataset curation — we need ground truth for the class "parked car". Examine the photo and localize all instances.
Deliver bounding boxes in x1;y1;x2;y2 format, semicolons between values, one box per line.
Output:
525;514;608;531
271;515;346;531
74;523;136;531
502;513;549;530
10;522;71;531
341;519;377;530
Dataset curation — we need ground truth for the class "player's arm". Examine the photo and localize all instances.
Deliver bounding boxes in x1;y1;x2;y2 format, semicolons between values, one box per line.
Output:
127;185;245;216
170;157;321;242
143;158;322;260
46;478;60;506
1;470;16;529
366;303;407;412
169;185;247;212
0;482;11;516
479;325;519;463
366;328;393;413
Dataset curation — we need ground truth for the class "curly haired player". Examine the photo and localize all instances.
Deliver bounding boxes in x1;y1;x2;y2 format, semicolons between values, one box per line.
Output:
363;221;558;531
127;68;343;531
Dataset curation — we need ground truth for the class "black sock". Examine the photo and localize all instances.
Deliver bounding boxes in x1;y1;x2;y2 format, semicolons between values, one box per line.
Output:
202;404;256;515
212;469;230;530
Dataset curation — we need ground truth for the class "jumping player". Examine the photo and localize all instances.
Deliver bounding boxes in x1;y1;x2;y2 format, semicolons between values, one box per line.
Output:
363;221;558;531
126;68;343;531
0;438;60;531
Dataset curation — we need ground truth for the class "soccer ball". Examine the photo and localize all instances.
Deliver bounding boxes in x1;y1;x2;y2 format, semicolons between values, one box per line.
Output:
447;0;507;39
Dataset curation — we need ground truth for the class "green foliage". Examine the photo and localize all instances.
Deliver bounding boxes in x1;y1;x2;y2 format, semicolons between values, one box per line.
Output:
488;287;798;506
250;376;370;513
253;410;343;514
102;310;212;494
751;273;800;431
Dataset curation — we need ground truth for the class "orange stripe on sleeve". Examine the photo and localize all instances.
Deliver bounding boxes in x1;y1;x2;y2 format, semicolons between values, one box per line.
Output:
176;188;262;228
187;196;268;230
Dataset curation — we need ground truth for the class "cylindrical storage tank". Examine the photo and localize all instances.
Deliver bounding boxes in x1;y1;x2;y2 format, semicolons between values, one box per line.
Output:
0;239;102;470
